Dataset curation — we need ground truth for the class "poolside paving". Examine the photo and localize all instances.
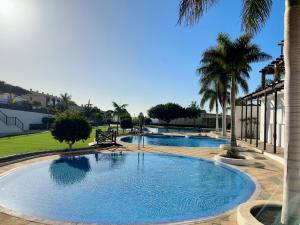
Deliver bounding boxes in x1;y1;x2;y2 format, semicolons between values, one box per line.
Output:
0;144;283;225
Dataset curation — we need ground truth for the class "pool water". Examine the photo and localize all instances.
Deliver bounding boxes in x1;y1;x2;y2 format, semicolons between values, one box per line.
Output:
145;127;201;134
0;153;255;224
121;135;228;147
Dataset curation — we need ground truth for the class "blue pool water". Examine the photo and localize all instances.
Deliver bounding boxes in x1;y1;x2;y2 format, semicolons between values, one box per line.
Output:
146;127;202;134
0;153;255;224
121;135;228;147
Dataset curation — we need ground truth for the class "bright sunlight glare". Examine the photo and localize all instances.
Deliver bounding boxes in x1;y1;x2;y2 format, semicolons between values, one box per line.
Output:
0;0;16;17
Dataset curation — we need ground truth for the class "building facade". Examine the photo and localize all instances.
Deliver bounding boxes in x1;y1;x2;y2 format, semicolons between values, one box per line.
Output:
237;40;285;153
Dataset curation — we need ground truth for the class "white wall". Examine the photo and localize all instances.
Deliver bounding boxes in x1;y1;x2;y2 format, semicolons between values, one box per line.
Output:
259;91;285;147
236;90;285;147
235;105;259;139
0;107;53;133
0;120;22;133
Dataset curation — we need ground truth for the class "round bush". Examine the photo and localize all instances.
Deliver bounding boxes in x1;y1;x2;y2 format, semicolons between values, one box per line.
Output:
51;111;92;149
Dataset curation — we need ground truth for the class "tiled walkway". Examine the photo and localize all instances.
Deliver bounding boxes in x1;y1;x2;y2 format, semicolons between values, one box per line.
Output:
238;138;284;159
0;144;284;225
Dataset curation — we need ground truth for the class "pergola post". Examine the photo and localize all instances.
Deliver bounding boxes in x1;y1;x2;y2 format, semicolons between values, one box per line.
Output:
264;92;267;151
245;100;248;142
261;70;266;89
250;97;253;144
256;96;259;147
241;100;244;140
273;89;277;154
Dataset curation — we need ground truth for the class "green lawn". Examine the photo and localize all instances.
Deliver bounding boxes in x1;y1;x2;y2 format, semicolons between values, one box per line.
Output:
0;126;128;158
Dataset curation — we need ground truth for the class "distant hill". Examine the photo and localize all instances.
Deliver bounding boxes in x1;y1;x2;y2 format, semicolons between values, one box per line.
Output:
0;81;29;96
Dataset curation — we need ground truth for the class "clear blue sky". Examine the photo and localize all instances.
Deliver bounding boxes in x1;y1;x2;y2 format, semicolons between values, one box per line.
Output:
0;0;284;115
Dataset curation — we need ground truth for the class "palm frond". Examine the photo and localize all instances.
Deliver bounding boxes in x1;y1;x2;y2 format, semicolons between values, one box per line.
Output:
178;0;218;26
241;0;272;34
236;76;249;94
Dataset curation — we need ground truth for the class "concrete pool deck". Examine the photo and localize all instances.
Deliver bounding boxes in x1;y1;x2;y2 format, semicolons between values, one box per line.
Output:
0;144;283;225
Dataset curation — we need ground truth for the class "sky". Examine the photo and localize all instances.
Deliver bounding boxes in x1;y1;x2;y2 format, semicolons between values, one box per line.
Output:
0;0;285;116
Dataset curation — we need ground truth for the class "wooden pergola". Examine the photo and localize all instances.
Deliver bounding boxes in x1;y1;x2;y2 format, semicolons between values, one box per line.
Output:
240;40;285;154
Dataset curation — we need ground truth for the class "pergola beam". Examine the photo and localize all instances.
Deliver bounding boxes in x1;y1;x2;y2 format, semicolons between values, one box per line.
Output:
241;100;244;140
245;100;248;142
264;92;267;152
250;98;253;144
242;81;284;100
274;89;278;154
256;96;259;147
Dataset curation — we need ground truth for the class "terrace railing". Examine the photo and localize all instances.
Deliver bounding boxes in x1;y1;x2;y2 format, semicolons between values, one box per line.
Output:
0;110;24;131
95;129;117;145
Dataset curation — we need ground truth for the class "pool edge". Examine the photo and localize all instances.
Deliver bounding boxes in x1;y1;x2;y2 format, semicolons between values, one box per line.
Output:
0;151;260;225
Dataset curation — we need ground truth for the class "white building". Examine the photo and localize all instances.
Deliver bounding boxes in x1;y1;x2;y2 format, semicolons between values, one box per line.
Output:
236;40;285;152
0;106;54;134
21;90;59;108
236;85;285;148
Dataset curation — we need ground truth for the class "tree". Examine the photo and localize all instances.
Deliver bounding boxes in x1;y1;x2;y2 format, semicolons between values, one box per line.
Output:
138;112;145;133
185;101;201;128
178;1;300;223
120;116;133;134
202;34;270;155
32;101;42;108
57;93;72;112
198;54;230;136
148;103;185;124
104;110;113;126
112;102;128;134
144;117;152;125
91;112;104;125
83;100;94;118
51;111;92;149
199;82;220;132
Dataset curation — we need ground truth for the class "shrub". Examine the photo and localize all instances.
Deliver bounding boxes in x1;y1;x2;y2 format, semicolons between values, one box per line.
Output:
51;111;92;149
144;117;152;125
148;103;186;124
120;116;133;133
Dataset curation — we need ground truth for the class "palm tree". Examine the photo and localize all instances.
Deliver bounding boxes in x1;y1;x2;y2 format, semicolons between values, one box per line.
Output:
112;102;128;134
199;82;220;132
178;1;300;223
59;93;72;111
198;54;230;137
201;34;270;154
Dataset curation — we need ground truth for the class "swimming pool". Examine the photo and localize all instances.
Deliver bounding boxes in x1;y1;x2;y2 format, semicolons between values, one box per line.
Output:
121;135;228;147
0;153;255;224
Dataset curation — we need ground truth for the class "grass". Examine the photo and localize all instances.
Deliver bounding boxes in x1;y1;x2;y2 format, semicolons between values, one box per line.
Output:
0;125;129;158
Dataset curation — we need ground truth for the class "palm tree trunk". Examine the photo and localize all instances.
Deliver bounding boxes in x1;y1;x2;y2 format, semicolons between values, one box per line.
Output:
216;99;219;132
222;98;227;137
282;2;300;224
116;116;119;134
230;77;237;148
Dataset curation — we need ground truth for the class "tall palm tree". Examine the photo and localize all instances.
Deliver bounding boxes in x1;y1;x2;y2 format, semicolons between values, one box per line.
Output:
178;1;300;223
112;102;128;134
199;82;220;132
59;93;72;111
198;54;230;137
202;34;270;153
